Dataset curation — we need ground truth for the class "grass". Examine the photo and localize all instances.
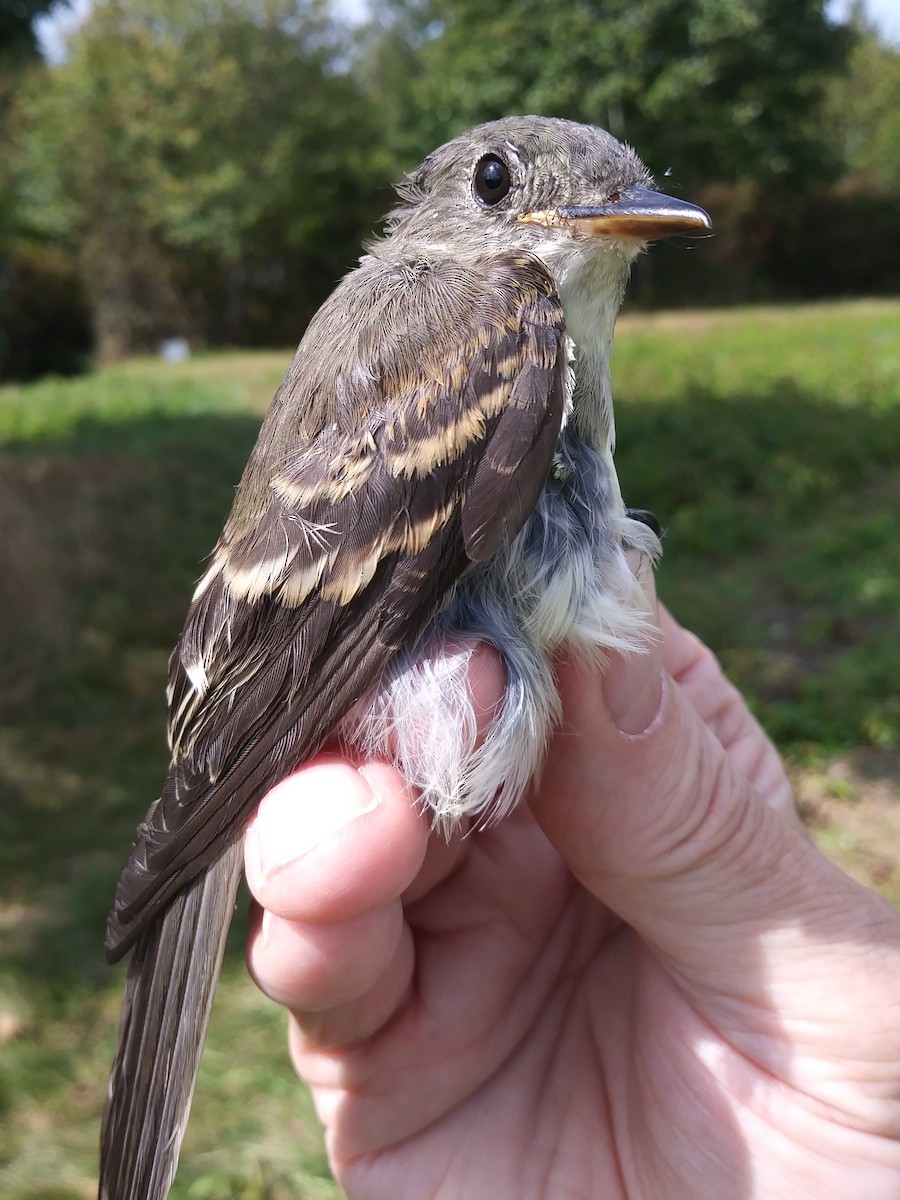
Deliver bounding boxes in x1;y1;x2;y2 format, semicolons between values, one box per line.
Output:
614;300;900;751
1;299;899;1197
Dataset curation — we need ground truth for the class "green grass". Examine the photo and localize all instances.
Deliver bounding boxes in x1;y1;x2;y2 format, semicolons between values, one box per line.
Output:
614;301;900;750
1;301;899;1197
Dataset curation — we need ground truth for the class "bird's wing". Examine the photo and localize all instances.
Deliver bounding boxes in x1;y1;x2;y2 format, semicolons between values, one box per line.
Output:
106;250;568;959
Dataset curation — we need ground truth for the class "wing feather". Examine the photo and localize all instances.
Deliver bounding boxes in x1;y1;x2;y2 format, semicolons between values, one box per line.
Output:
106;250;567;959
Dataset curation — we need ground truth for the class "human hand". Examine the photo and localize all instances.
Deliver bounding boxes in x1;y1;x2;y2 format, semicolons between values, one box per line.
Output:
244;573;900;1200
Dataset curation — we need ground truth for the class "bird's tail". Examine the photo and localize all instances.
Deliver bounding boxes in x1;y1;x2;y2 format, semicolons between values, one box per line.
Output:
99;841;243;1200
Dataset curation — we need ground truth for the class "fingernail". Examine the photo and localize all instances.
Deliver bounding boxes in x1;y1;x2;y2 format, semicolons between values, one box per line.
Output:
260;907;275;947
600;554;665;736
603;641;665;736
255;759;379;879
602;559;664;735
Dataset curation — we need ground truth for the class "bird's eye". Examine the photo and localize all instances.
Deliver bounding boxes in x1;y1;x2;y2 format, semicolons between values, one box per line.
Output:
608;191;621;203
473;155;511;206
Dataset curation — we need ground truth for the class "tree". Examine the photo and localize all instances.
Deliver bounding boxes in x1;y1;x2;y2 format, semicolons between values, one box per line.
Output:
362;0;850;186
14;0;388;358
824;6;900;189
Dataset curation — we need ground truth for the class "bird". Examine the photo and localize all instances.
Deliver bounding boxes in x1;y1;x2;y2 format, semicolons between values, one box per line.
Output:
99;114;711;1200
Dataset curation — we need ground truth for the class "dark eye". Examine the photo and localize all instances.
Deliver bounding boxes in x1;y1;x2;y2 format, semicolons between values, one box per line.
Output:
473;154;511;205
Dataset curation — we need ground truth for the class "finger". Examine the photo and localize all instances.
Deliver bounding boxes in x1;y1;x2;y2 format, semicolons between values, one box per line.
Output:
244;636;507;920
287;919;416;1052
244;756;427;924
534;600;896;1027
659;603;798;825
247;899;405;1012
249;899;418;1050
244;641;507;1038
244;758;422;1045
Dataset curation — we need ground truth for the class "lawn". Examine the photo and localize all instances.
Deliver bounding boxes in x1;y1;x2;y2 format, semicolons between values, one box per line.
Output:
1;299;898;1198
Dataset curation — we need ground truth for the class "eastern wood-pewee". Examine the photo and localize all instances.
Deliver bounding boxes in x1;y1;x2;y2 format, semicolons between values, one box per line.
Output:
99;115;711;1200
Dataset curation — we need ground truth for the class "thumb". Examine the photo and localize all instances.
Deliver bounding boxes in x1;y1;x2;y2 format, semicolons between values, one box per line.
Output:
531;577;847;998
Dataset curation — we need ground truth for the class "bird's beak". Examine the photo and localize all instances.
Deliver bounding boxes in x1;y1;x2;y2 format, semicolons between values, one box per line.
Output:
519;186;712;241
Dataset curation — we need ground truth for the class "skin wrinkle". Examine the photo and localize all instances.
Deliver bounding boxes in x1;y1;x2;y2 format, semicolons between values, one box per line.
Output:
594;934;739;1199
291;918;418;1054
652;967;794;1106
623;737;791;939
579;932;637;1192
640;782;786;957
324;836;577;1161
667;992;900;1183
514;986;607;1198
581;701;732;889
648;742;753;887
624;944;850;1198
360;948;588;1193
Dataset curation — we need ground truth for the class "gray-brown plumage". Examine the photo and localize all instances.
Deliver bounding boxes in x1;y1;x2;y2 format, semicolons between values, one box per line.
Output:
100;116;710;1200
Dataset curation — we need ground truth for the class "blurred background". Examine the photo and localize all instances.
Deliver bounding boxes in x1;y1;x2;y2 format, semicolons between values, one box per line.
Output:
1;1;898;1197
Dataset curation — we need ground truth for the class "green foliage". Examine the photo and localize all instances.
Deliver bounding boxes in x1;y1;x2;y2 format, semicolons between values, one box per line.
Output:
12;0;388;358
364;0;849;185
824;15;900;189
0;4;68;249
3;0;899;380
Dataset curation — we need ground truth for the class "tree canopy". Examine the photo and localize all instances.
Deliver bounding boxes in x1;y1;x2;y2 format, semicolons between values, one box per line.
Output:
3;0;900;375
363;0;850;186
11;0;387;357
825;6;900;188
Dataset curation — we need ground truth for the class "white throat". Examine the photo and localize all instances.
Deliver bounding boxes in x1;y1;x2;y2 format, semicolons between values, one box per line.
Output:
534;240;633;455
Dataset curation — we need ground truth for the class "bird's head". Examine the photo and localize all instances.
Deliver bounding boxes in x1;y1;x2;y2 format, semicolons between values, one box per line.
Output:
385;115;711;275
379;116;712;450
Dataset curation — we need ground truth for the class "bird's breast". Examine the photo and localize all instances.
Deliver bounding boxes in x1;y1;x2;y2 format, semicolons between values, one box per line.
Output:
484;430;655;655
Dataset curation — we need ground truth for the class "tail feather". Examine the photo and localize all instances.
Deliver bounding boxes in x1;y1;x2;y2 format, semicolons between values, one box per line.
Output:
99;842;243;1200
